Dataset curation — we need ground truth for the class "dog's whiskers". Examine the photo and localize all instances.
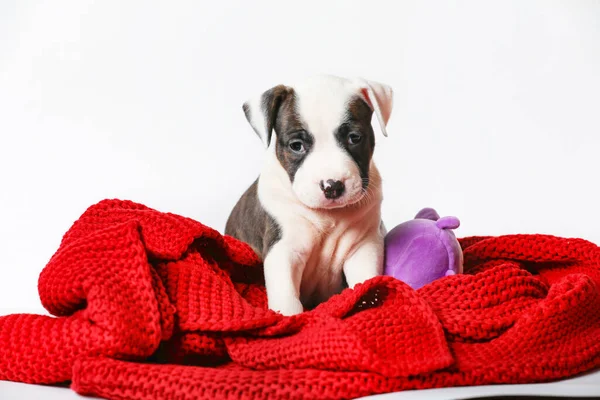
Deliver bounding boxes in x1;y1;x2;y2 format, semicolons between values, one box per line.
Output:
358;184;376;207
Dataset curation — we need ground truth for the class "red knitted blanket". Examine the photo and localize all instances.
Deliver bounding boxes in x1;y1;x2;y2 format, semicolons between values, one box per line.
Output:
1;199;599;399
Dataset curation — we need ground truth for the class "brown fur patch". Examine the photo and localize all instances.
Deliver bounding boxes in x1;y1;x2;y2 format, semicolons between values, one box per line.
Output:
335;96;375;185
225;179;281;260
273;91;315;182
260;85;293;146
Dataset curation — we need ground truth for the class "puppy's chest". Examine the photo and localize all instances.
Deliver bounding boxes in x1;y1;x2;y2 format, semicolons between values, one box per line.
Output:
299;220;366;304
307;225;348;266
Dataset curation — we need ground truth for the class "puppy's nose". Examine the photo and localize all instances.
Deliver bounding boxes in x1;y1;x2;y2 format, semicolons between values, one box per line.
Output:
319;179;345;199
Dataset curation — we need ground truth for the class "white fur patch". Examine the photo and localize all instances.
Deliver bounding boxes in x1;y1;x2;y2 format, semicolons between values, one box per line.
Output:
284;75;391;210
259;159;384;314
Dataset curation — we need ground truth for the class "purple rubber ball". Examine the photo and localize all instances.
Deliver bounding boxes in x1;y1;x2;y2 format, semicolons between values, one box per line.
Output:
384;208;463;290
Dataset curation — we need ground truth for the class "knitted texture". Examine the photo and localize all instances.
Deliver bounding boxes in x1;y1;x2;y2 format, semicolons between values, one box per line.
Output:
1;199;599;400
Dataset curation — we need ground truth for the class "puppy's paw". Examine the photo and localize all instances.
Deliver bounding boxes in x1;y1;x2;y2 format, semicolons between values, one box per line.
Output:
269;296;304;316
344;238;384;288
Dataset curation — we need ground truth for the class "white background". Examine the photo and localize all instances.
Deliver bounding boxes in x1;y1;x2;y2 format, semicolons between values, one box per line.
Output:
1;0;599;313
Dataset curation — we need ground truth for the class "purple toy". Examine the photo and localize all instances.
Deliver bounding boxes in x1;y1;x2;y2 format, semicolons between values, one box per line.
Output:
383;208;463;290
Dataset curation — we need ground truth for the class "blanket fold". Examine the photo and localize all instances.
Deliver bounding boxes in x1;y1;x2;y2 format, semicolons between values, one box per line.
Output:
1;199;599;399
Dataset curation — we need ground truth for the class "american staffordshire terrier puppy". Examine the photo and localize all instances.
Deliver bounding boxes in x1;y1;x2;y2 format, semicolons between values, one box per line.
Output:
226;75;393;315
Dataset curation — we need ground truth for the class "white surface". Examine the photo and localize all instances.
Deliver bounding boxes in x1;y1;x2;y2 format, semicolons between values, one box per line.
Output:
1;369;599;399
0;382;90;400
362;369;600;399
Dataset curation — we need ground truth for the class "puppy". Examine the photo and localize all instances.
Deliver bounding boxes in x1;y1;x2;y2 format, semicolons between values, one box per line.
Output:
226;75;393;316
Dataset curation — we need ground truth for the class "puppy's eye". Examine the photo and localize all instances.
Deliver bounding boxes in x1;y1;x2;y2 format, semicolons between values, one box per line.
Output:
289;140;306;154
348;133;362;145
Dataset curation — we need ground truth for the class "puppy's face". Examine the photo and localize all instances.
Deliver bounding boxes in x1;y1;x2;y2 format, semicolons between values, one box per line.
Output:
244;75;393;210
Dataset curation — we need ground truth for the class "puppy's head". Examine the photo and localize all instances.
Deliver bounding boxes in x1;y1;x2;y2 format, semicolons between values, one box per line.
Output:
243;75;393;210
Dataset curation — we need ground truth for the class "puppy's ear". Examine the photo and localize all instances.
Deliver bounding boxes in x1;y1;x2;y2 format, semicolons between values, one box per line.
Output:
356;79;394;137
242;85;292;147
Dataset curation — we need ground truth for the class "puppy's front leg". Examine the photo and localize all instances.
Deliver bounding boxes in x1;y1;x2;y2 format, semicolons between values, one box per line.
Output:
263;242;306;316
343;236;384;288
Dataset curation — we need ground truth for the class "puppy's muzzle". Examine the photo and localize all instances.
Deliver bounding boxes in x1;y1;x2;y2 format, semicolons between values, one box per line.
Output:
319;179;345;199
